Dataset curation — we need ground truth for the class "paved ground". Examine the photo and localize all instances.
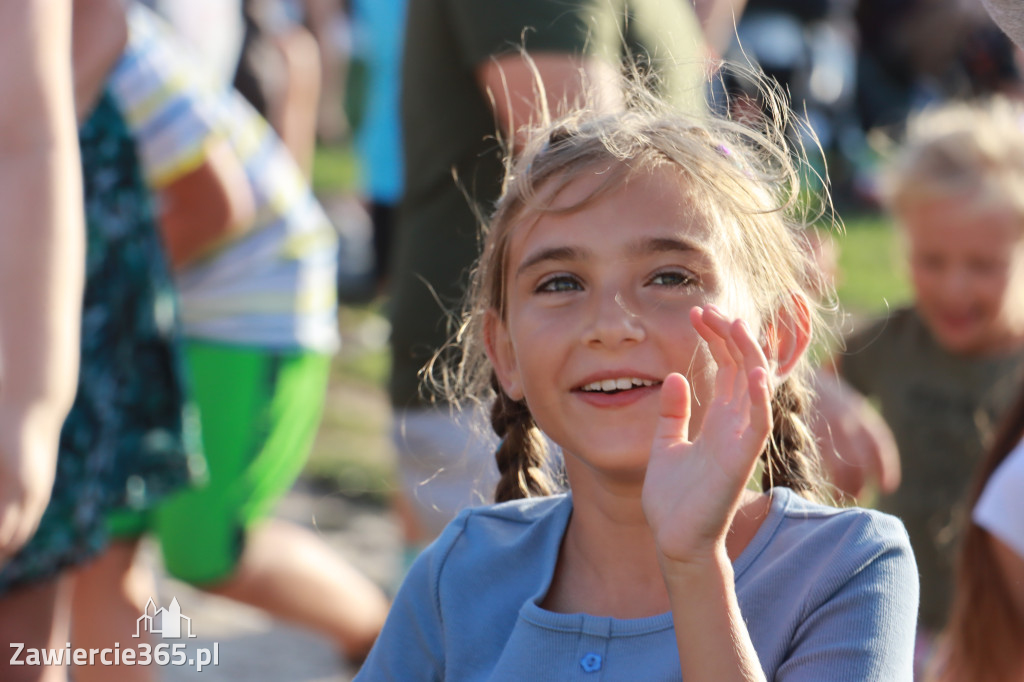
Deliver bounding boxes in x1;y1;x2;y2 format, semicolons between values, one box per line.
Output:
153;480;401;681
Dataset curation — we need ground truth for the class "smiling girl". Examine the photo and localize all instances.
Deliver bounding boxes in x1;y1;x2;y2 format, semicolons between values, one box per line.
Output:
355;86;918;680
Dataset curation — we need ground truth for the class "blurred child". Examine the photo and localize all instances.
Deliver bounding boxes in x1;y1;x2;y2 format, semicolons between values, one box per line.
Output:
813;96;1024;668
356;81;918;679
69;5;388;678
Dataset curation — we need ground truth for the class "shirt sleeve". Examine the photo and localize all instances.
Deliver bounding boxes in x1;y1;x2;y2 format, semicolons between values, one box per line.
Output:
354;534;451;681
974;437;1024;559
776;513;919;681
107;5;224;188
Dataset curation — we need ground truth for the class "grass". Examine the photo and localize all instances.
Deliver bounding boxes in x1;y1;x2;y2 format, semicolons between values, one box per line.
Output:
312;145;361;196
305;302;396;505
305;143;914;503
833;213;912;318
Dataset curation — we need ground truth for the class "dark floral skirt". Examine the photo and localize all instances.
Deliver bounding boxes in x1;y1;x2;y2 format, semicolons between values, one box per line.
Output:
0;92;204;592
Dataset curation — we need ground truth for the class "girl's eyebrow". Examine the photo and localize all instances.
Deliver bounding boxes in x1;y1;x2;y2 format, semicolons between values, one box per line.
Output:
629;236;699;256
515;245;587;276
515;237;702;277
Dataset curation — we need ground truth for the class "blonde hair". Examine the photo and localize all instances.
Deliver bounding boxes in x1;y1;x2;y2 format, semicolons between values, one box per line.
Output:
434;78;834;503
884;97;1024;224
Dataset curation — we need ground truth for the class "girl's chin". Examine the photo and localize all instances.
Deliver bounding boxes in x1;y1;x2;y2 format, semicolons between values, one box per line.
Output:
564;444;654;476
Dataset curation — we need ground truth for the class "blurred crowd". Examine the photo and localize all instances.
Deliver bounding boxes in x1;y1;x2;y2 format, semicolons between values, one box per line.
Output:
3;0;1024;680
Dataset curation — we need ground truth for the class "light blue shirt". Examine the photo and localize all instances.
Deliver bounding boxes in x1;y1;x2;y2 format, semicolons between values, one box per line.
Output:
356;487;918;680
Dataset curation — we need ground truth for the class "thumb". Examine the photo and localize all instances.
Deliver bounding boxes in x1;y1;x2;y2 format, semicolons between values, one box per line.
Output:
654;372;691;445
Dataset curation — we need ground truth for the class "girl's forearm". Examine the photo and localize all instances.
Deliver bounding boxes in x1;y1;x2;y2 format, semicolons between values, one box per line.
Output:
662;548;766;682
158;138;256;269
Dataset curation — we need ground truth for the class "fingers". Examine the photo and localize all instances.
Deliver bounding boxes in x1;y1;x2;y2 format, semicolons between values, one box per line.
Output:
691;305;771;405
815;420;870;498
654;372;691;445
809;374;902;498
690;306;741;402
860;399;902;493
741;366;773;453
729;316;773;393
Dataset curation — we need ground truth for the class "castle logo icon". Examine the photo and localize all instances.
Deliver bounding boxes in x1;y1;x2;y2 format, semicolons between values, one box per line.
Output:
134;597;197;639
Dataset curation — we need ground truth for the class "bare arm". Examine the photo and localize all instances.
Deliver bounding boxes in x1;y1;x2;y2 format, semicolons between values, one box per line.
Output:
476;52;623;154
691;0;749;59
809;364;901;500
0;0;84;558
643;308;775;681
157;138;256;270
70;0;128;122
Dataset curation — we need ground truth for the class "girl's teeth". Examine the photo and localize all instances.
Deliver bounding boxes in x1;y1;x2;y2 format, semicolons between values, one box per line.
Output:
582;378;658;392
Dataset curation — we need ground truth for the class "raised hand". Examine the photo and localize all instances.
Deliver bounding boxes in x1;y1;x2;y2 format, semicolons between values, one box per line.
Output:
808;370;901;499
641;304;773;565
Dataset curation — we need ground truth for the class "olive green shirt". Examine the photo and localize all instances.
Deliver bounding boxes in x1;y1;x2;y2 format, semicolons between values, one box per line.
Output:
840;306;1024;630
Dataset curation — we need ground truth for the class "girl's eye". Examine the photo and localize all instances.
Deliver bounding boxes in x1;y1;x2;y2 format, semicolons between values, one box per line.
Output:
536;274;582;293
649;270;695;287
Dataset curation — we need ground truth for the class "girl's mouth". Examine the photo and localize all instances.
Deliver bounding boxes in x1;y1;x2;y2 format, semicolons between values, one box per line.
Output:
578;377;660;394
573;378;662;408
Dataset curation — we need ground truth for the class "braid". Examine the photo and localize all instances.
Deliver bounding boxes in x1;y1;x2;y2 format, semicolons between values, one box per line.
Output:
761;379;827;500
489;375;556;503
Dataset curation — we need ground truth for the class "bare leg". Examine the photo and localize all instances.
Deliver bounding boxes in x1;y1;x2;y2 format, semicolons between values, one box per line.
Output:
0;574;72;682
70;540;156;682
204;518;388;662
68;523;388;665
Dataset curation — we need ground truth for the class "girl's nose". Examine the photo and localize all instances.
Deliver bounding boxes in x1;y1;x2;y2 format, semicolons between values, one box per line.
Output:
582;290;646;347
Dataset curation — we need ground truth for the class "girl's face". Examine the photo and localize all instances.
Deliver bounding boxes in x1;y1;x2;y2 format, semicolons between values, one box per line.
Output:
486;165;748;482
901;197;1024;355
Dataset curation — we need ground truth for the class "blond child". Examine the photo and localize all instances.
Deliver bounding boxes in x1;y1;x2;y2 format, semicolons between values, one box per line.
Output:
355;81;918;680
814;97;1024;666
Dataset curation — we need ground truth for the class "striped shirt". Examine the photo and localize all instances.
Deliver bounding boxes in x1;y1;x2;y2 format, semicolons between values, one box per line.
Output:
109;4;339;352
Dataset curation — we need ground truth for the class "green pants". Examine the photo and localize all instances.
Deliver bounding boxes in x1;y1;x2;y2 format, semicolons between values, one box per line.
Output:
109;341;330;584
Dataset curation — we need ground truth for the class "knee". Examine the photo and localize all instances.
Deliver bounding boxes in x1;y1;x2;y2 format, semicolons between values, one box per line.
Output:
73;543;148;611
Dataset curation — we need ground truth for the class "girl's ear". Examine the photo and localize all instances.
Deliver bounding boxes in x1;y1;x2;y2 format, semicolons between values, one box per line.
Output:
484;309;525;400
762;292;812;380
